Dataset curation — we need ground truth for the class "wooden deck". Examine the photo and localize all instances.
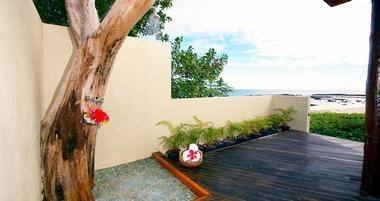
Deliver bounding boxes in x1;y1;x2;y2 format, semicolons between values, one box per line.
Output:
169;131;380;201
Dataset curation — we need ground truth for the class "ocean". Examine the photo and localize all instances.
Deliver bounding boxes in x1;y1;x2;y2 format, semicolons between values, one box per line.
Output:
229;89;365;96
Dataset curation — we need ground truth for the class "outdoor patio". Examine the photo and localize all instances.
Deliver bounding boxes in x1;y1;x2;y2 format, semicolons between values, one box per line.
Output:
161;131;380;201
4;0;380;200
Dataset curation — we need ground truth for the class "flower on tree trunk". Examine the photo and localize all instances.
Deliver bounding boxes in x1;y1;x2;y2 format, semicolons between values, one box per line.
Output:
83;108;109;125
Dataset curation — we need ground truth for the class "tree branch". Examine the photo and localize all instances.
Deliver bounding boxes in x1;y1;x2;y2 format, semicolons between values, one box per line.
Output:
97;0;155;44
65;0;100;45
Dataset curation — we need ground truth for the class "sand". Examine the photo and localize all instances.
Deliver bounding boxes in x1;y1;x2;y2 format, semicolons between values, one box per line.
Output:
311;106;365;113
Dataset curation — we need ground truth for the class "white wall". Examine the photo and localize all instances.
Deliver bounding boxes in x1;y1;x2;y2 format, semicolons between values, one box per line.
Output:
272;96;310;132
41;24;310;170
0;6;311;197
0;0;42;200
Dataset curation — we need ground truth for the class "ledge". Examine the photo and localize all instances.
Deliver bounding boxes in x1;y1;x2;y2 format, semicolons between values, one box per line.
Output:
152;152;211;201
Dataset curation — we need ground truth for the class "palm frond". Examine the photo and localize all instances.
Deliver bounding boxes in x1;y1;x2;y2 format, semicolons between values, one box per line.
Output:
156;120;176;136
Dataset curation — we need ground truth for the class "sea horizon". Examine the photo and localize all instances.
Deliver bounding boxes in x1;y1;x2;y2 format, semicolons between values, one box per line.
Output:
229;89;365;96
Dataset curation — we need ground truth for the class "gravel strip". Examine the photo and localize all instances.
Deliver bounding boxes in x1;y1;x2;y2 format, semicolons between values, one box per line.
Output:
94;157;195;201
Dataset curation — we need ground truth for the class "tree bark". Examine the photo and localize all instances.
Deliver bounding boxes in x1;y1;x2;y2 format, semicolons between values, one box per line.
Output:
362;0;380;197
41;0;154;200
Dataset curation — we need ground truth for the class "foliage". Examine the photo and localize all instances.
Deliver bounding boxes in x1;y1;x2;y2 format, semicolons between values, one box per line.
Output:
224;121;242;140
170;37;233;98
254;118;271;132
273;107;297;126
266;113;283;128
190;116;214;129
240;121;253;137
158;117;213;149
240;118;270;136
32;0;173;37
156;120;185;150
310;112;365;142
201;127;226;146
157;107;297;150
182;126;202;147
181;116;212;147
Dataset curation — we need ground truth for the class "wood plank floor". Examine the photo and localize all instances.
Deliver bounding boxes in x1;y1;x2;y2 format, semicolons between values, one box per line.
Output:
170;131;380;201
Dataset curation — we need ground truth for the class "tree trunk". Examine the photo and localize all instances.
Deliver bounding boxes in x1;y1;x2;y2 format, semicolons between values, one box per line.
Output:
362;0;380;197
41;0;154;200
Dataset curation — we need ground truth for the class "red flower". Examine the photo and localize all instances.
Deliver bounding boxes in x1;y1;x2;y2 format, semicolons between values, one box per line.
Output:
187;150;198;160
90;108;109;124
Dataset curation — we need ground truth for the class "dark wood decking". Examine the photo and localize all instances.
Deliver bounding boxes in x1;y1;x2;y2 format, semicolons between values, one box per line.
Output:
170;131;380;201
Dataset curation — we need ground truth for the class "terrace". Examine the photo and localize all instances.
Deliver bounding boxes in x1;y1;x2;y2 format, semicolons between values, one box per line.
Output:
2;0;380;200
153;131;379;200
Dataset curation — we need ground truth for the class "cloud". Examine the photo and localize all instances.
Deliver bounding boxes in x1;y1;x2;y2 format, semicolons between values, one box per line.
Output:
182;36;227;53
164;0;371;90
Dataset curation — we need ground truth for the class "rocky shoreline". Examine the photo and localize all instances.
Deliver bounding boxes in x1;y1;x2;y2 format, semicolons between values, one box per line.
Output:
309;94;365;113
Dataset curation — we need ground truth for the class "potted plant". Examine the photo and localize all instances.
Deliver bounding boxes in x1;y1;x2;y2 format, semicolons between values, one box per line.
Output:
185;116;212;151
157;120;185;161
274;107;297;132
182;126;202;149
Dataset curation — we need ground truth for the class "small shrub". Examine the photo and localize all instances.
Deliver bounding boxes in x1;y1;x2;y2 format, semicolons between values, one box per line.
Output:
240;121;253;137
266;113;283;128
310;112;365;142
157;107;298;151
225;121;242;140
242;118;270;134
191;116;214;129
201;127;220;146
182;127;202;147
182;116;213;147
157;120;187;150
274;107;297;126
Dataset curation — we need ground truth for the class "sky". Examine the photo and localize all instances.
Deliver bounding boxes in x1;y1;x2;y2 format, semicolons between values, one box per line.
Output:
163;0;371;92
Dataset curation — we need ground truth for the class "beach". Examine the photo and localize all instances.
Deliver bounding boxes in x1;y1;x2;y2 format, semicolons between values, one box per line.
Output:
230;89;366;113
310;94;365;113
230;89;366;114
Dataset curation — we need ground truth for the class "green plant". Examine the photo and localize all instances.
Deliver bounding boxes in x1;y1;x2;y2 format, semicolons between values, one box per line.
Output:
202;127;220;146
274;107;297;126
216;127;227;140
32;0;173;38
310;112;365;142
191;116;213;129
240;120;254;136
157;120;186;150
266;113;283;128
241;118;270;134
180;116;212;147
253;117;270;132
171;37;233;98
224;121;242;140
182;126;202;148
158;135;181;150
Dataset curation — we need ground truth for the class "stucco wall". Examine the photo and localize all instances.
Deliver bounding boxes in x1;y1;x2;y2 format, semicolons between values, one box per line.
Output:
41;24;310;169
272;96;310;132
0;0;42;200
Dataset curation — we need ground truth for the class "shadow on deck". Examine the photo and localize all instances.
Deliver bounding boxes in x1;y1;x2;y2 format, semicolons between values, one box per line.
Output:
166;131;380;201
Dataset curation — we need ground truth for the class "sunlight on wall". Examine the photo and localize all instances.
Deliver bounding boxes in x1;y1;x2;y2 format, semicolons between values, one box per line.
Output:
0;0;42;201
41;24;310;169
